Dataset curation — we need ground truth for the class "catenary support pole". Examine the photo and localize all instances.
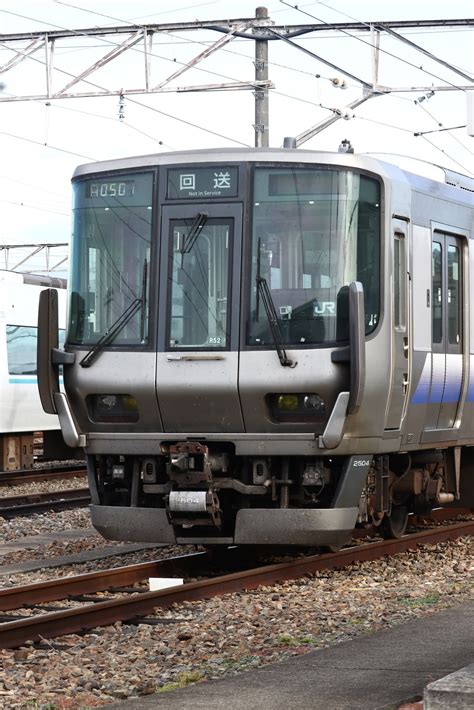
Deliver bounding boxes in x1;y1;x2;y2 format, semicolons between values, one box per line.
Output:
254;6;269;147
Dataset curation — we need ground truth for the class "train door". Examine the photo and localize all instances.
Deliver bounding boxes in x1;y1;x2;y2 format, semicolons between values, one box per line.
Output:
155;204;244;433
385;221;410;430
425;232;463;430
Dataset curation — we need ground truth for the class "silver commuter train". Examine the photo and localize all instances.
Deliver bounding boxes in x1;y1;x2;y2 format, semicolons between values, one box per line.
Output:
0;270;66;467
37;147;474;547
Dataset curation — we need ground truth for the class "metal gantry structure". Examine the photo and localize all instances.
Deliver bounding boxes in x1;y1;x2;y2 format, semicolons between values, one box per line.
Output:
0;8;473;147
0;243;68;275
1;8;473;277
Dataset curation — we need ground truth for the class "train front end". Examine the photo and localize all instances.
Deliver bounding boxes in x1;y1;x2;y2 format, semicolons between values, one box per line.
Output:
39;148;392;547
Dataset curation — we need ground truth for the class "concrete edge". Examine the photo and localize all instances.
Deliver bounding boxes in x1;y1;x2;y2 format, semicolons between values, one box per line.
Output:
424;663;474;709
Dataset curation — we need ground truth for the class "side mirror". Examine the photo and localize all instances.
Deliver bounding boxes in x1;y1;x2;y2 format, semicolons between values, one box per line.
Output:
37;288;60;414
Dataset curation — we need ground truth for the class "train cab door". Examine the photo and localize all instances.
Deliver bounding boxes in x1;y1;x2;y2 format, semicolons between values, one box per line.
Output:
425;232;464;431
155;203;245;433
385;222;410;430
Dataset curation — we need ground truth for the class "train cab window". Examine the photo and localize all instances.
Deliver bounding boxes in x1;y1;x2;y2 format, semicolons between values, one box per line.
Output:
69;172;153;347
248;167;381;346
168;218;232;349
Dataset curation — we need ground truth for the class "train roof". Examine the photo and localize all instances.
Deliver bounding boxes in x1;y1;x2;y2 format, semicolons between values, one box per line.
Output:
362;153;474;194
73;147;474;202
0;270;66;289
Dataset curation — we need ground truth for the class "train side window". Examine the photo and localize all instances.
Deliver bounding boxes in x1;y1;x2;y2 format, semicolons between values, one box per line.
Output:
6;326;65;375
432;241;443;344
394;233;406;329
447;244;461;345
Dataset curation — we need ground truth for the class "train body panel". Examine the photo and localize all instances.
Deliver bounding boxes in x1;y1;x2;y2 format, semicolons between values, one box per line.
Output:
37;148;474;545
0;271;65;437
156;351;244;433
66;350;162;435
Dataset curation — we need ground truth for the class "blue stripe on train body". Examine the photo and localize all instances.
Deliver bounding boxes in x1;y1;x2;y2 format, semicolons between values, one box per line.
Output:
411;354;472;404
8;377;64;385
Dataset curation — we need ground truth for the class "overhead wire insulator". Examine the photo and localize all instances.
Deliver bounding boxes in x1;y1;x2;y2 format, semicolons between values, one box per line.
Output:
118;91;125;121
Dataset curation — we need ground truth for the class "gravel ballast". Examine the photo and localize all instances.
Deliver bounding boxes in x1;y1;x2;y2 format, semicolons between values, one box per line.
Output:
0;531;472;708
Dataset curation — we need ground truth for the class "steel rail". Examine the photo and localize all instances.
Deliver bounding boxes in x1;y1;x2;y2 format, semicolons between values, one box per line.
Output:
0;520;471;649
0;508;466;610
0;466;86;486
0;488;90;516
0;552;209;611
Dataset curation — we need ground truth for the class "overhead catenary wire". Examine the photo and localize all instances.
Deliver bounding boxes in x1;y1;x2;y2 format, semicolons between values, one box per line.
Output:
2;5;470;99
0;6;442;136
0;5;470;103
49;2;473;166
300;0;474;79
60;0;222;25
44;102;175;150
0;20;253;148
0;4;254;210
419;134;473;174
413;98;474;155
0;8;257;146
276;1;473;171
0;4;471;167
0;198;69;216
414;125;467;136
0;127;95;160
278;0;470;93
0;7;264;91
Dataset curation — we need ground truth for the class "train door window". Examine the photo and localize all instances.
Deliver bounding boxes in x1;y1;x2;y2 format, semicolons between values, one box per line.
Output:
168;218;232;349
428;232;463;430
447;244;461;345
432;241;443;345
394;233;406;329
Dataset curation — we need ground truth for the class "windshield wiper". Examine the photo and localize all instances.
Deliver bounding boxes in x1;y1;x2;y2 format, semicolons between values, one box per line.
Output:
80;260;148;368
182;212;208;254
256;275;295;368
255;237;295;368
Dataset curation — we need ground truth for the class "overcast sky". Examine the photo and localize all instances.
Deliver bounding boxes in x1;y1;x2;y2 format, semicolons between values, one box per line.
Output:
0;0;472;271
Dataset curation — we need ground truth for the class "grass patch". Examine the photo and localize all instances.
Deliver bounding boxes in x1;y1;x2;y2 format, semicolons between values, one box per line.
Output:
346;618;366;626
219;655;260;670
399;593;440;608
158;670;204;693
277;634;317;647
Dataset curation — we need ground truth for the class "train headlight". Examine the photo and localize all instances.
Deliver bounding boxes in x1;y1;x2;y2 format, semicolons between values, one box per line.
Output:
268;393;326;422
87;394;139;423
277;394;299;410
303;394;326;414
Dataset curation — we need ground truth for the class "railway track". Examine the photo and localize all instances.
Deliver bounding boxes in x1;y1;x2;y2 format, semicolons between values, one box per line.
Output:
0;464;86;486
0;488;91;517
0;517;471;650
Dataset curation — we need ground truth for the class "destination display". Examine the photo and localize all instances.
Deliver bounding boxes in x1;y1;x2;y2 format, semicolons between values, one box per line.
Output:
75;172;153;207
85;180;136;198
167;166;239;199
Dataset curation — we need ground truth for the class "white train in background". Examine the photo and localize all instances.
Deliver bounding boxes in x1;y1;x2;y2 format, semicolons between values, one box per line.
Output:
0;270;67;469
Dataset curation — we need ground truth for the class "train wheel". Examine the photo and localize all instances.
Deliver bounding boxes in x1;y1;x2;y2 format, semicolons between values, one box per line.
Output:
380;504;409;539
